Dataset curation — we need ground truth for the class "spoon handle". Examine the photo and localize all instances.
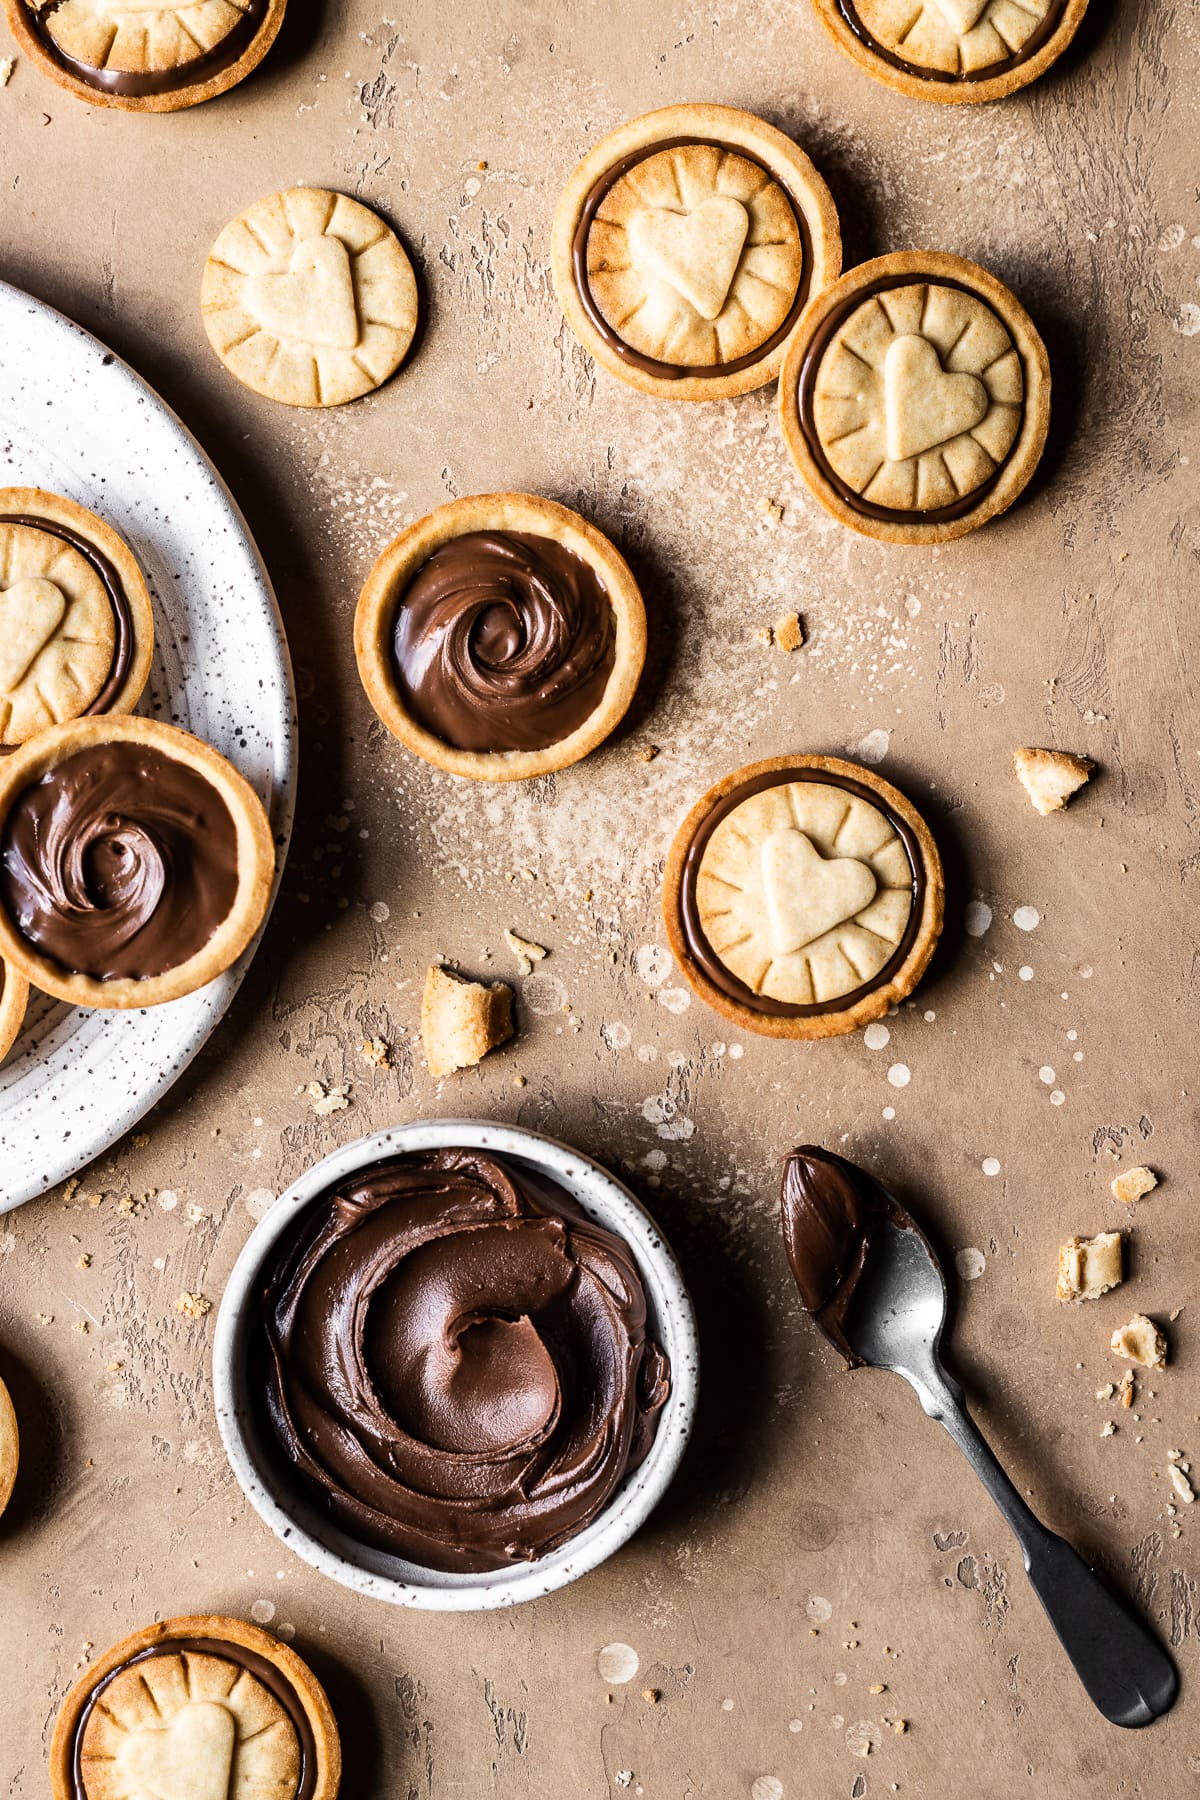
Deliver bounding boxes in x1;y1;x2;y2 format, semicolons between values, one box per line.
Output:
911;1362;1178;1728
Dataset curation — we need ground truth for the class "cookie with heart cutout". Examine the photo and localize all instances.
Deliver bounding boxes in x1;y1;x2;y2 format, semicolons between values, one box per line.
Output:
0;488;154;749
779;251;1050;544
3;0;287;112
810;0;1090;104
0;715;275;1009
0;956;28;1067
551;103;841;401
49;1614;341;1800
663;755;944;1039
202;188;419;407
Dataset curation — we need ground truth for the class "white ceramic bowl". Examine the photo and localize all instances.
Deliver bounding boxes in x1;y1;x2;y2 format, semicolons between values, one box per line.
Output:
213;1120;698;1611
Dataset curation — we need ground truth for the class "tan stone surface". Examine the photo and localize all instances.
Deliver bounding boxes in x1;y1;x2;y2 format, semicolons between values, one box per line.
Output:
1;3;1197;1794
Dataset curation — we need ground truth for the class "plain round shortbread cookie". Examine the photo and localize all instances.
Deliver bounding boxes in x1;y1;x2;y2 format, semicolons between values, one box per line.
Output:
202;188;418;408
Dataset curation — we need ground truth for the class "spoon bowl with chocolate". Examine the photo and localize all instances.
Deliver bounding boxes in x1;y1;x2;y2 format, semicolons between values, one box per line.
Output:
215;1120;698;1610
782;1147;1179;1728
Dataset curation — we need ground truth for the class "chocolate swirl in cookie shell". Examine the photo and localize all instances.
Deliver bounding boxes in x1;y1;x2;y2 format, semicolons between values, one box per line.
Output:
831;0;1070;83
70;1638;318;1800
0;740;239;980
389;530;617;754
571;137;813;381
0;513;134;737
678;765;926;1018
26;0;270;98
252;1148;671;1574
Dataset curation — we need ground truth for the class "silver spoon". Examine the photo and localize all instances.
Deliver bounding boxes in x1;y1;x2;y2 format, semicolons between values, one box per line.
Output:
781;1147;1179;1729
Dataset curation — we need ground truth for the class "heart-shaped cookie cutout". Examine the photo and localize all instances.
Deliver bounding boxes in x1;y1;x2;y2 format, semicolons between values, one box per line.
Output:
0;578;66;693
760;829;877;956
119;1700;236;1800
627;195;750;321
926;0;992;32
245;233;359;350
883;333;989;464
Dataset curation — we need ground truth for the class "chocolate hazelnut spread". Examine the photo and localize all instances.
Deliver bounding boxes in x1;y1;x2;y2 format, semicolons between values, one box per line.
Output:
677;765;925;1017
795;275;1022;525
832;0;1070;83
389;531;617;754
252;1148;670;1574
571;137;813;380
26;0;270;98
0;740;240;980
0;513;134;730
780;1146;912;1366
69;1637;317;1800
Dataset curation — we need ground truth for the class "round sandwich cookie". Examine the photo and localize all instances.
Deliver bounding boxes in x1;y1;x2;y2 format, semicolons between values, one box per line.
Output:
4;0;287;112
663;755;944;1040
551;102;841;401
0;489;154;750
811;0;1090;104
0;715;275;1009
779;251;1050;544
0;957;28;1066
202;188;419;408
355;493;647;782
49;1614;341;1800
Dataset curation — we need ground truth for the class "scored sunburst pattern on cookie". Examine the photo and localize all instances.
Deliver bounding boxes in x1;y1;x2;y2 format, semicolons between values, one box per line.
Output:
849;0;1053;75
39;0;259;75
0;523;115;744
812;281;1023;513
79;1649;300;1800
202;188;418;408
696;781;914;1007
586;144;804;368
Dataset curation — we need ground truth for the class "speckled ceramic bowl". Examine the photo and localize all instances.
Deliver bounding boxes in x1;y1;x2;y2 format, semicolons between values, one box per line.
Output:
214;1120;698;1611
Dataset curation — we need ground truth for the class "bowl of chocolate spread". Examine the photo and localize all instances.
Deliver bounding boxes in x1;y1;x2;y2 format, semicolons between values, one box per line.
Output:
213;1120;698;1610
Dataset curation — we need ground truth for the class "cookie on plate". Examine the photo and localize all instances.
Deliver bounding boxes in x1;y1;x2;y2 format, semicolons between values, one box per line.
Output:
779;251;1050;544
49;1614;340;1800
3;0;287;111
552;102;841;401
0;958;28;1067
202;188;419;407
664;755;944;1039
0;488;154;749
0;715;275;1009
810;0;1090;105
355;493;646;781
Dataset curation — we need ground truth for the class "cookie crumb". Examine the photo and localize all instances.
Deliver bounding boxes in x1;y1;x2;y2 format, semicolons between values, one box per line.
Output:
869;1683;887;1695
174;1292;212;1321
62;1177;80;1204
504;930;548;977
893;1719;908;1735
421;964;514;1077
36;1312;53;1326
131;1132;150;1149
755;625;774;646
77;1253;92;1271
360;1037;391;1069
307;1080;351;1116
1056;1231;1122;1301
774;611;805;653
1014;746;1095;816
87;1191;104;1208
1111;1166;1157;1205
1095;1383;1114;1401
641;1688;660;1704
758;497;784;521
0;58;14;86
1111;1314;1167;1368
1100;1420;1117;1438
514;1074;527;1088
1169;1465;1195;1504
637;744;659;763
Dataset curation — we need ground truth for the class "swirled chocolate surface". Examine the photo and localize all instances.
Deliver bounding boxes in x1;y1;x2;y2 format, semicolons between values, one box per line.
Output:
389;530;617;754
0;513;134;732
781;1146;911;1366
832;0;1070;83
252;1148;671;1573
0;740;239;980
27;0;270;97
70;1637;317;1800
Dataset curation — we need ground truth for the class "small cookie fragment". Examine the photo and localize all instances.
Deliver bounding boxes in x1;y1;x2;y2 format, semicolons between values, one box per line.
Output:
1111;1166;1157;1205
774;611;805;653
1014;746;1094;817
504;930;547;977
1056;1231;1122;1302
173;1291;211;1321
421;964;513;1077
1110;1314;1167;1369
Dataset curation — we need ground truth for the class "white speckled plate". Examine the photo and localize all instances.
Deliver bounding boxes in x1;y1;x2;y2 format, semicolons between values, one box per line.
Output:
0;281;296;1212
